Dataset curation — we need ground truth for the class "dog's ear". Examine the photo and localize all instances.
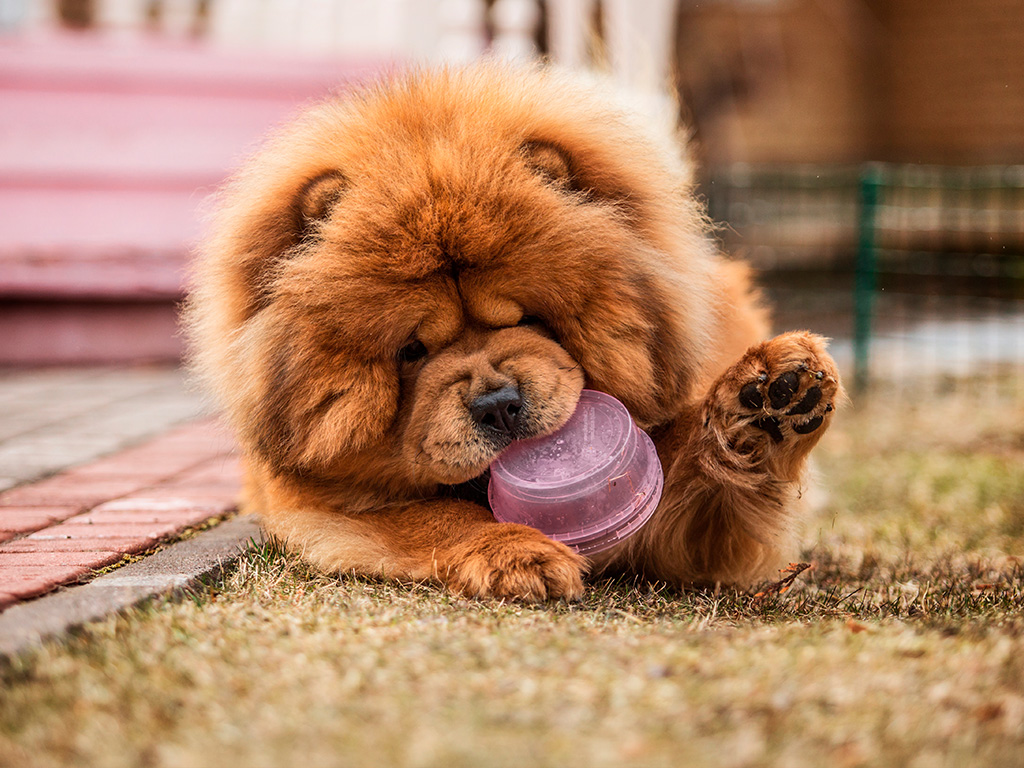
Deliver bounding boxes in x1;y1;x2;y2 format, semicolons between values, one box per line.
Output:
521;141;575;189
233;170;348;318
297;171;349;232
521;138;645;222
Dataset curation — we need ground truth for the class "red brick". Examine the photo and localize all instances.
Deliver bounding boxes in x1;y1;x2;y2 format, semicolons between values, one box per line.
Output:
29;519;180;542
60;458;174;483
47;423;238;488
95;445;203;476
166;429;227;445
138;425;233;452
150;441;235;461
0;550;118;569
92;495;207;512
189;456;242;481
93;492;235;515
0;511;60;535
0;536;141;554
155;481;241;498
75;509;205;525
160;464;242;491
176;456;243;485
0;564;93;599
0;477;144;509
0;505;81;534
0;490;89;514
168;417;235;442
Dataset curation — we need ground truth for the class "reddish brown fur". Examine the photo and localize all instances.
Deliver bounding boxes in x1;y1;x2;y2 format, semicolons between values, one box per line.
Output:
186;63;842;600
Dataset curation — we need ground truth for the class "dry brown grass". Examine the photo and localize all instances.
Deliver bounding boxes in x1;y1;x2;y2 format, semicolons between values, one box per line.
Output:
1;389;1023;768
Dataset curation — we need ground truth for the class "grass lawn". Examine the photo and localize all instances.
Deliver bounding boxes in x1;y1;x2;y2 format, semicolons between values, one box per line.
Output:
2;388;1023;768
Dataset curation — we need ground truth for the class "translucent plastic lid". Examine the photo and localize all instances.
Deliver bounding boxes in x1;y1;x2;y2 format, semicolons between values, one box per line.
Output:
490;390;637;500
488;390;665;554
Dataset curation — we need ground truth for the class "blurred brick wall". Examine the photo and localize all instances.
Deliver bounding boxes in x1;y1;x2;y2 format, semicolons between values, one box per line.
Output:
876;0;1024;164
676;0;1024;167
675;0;876;166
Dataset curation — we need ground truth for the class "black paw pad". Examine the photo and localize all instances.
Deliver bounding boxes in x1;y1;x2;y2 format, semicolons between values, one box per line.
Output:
793;415;824;435
768;372;800;409
753;416;784;443
787;387;822;416
739;382;764;410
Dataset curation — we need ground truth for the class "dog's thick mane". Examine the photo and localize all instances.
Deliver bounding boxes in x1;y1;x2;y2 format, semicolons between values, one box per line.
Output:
186;62;724;447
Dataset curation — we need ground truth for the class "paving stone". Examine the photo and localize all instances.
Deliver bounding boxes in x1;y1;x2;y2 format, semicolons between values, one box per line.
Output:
0;564;94;600
0;415;57;442
0;366;205;488
0;450;89;480
60;456;183;482
9;432;128;453
0;492;91;515
74;509;216;525
29;520;182;541
102;438;225;474
171;456;244;485
0;506;80;534
0;366;255;638
91;493;227;511
0;515;260;657
0;457;59;481
0;477;144;509
0;512;60;534
157;480;241;497
0;504;80;519
0;551;119;569
0;537;140;554
98;490;236;512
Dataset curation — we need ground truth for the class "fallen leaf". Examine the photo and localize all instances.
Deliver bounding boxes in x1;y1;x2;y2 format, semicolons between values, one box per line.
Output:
974;702;1004;723
846;619;870;634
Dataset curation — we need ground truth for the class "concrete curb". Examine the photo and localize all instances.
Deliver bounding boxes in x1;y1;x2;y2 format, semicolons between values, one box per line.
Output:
0;514;261;659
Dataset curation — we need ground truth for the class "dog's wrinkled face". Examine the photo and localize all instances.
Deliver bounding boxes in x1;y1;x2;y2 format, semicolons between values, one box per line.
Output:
401;323;584;485
190;66;715;498
254;141;592;488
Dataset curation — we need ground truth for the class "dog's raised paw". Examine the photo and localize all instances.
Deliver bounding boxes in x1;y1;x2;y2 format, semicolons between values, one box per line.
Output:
707;331;843;465
742;365;834;442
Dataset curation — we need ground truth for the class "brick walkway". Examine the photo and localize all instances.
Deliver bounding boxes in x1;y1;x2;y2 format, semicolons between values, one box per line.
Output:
0;366;242;611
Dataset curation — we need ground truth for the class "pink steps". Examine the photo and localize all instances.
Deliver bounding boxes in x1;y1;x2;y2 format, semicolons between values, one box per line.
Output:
0;31;385;363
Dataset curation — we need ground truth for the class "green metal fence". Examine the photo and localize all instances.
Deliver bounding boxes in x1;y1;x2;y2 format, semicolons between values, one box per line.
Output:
703;163;1024;399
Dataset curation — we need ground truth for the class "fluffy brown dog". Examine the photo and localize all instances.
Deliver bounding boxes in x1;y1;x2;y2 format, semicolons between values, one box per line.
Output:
186;63;842;600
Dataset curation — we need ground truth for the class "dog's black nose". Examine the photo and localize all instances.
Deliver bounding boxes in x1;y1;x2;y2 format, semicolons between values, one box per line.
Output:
469;385;523;436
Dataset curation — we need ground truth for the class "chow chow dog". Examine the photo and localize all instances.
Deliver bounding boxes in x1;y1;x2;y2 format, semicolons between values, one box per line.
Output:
186;63;841;601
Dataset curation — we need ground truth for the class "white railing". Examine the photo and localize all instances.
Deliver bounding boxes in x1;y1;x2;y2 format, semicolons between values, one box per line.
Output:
6;0;680;103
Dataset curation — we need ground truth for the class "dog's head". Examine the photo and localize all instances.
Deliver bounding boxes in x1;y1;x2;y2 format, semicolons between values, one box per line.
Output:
188;64;716;495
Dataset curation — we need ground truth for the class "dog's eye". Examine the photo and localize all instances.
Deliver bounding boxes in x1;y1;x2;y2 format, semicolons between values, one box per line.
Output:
398;339;428;364
518;315;544;327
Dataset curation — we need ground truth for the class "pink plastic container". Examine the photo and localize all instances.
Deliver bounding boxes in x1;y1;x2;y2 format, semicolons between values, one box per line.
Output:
488;390;664;555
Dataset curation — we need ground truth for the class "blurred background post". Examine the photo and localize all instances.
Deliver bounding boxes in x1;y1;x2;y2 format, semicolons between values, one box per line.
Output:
1;0;1021;402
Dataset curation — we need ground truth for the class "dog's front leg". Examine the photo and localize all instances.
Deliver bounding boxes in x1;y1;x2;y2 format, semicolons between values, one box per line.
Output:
259;498;587;601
